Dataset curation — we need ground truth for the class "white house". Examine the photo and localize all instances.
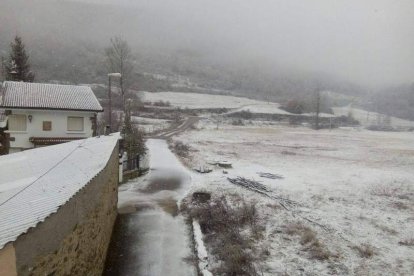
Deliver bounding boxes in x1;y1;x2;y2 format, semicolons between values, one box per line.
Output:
0;81;103;154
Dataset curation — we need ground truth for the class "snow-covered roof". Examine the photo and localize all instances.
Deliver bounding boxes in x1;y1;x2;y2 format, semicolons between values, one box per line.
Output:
0;81;103;112
0;133;119;249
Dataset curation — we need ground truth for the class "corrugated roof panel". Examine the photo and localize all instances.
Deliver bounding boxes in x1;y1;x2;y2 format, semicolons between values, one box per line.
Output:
0;134;119;249
0;81;103;111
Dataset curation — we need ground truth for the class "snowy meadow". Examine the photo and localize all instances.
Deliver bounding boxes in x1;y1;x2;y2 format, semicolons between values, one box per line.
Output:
172;118;414;275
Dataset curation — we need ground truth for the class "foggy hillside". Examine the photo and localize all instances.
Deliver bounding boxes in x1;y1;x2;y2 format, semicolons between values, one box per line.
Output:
1;0;413;118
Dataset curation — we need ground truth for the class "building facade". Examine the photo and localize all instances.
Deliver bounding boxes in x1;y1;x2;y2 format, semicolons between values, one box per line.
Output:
0;81;103;154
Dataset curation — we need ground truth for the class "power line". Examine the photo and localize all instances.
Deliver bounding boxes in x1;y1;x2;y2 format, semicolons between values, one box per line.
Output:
0;140;88;207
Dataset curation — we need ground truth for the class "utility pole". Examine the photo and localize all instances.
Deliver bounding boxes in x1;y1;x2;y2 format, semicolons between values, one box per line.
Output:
0;56;4;81
315;90;320;130
108;75;112;132
107;73;122;133
120;75;125;113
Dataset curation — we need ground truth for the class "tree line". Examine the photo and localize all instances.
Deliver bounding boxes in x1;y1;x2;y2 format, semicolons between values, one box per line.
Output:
1;35;146;158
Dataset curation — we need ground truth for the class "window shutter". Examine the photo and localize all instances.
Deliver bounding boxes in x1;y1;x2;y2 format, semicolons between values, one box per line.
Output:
67;117;84;131
8;115;27;131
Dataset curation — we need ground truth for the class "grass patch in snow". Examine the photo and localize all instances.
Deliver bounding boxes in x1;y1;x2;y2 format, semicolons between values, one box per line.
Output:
352;244;377;258
181;193;265;276
399;238;414;247
284;223;334;261
371;183;413;200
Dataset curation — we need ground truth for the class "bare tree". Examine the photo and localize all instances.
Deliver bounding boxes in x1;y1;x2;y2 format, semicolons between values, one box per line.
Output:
105;37;134;109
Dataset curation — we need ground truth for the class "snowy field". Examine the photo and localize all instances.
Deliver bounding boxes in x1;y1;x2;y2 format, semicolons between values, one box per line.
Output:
173;120;414;275
142;91;340;117
142;91;297;115
142;91;270;109
131;116;171;133
333;106;414;128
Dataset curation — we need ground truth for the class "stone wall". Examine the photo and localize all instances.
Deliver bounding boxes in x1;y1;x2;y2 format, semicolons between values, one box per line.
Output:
12;143;119;276
0;244;16;276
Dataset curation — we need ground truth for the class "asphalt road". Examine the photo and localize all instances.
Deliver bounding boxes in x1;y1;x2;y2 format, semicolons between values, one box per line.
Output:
103;139;196;276
148;116;200;139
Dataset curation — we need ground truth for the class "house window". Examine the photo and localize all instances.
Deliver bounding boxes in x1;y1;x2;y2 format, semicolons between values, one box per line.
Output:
67;117;84;131
8;114;27;131
43;121;52;131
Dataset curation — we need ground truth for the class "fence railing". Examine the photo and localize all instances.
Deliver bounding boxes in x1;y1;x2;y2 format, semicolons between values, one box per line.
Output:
121;152;149;173
122;156;139;172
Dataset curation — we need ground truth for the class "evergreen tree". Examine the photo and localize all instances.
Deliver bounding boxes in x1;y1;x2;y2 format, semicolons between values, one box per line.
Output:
122;100;146;160
5;36;35;82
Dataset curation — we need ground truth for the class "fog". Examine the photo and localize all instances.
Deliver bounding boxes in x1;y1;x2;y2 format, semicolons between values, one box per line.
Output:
75;0;414;87
1;0;413;88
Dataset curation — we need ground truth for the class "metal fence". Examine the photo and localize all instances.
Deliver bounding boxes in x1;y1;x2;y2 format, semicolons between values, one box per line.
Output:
122;153;149;172
122;156;139;172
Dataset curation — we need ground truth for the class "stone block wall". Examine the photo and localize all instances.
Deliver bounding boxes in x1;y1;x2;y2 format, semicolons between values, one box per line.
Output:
11;143;119;276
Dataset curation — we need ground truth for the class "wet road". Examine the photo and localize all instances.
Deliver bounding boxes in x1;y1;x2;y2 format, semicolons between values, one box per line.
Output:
104;139;196;276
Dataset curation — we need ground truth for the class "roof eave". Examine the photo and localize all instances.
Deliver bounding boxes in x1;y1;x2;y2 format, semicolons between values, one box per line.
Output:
0;106;104;113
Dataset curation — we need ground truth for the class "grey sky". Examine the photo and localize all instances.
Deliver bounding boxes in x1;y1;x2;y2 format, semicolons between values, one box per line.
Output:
8;0;414;87
81;0;414;87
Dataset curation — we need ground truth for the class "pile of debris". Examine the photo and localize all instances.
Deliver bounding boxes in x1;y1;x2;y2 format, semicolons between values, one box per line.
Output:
194;166;213;174
257;172;284;179
227;176;271;194
227;176;297;210
208;161;232;168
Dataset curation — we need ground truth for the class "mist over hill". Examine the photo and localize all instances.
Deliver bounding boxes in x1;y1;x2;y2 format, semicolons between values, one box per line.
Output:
1;0;413;118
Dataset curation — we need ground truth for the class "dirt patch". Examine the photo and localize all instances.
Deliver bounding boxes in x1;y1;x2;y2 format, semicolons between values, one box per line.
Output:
192;192;211;203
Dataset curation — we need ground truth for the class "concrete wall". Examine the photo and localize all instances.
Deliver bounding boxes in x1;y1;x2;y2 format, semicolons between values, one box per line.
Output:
5;109;95;151
5;142;119;276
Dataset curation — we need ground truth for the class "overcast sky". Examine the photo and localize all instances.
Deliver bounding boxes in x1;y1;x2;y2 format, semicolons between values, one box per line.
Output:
6;0;414;87
76;0;413;87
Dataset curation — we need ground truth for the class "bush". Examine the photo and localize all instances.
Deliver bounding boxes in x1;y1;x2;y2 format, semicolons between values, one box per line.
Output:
233;110;252;119
152;100;171;107
232;119;244;126
183;194;263;276
366;125;395;132
172;141;190;158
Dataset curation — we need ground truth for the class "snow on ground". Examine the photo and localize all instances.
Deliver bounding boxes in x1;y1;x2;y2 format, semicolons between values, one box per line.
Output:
333;106;414;128
142;91;271;109
173;119;414;275
131;116;171;133
193;220;213;276
142;91;337;118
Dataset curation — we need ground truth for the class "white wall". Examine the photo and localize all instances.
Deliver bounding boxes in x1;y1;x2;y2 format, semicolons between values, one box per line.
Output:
5;109;96;151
